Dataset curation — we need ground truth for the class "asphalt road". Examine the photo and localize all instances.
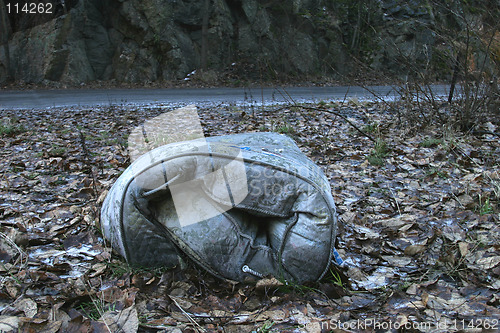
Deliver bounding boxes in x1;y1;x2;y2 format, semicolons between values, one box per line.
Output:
0;85;452;109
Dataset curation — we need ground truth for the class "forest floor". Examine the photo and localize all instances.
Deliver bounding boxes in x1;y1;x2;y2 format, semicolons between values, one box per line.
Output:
0;100;499;332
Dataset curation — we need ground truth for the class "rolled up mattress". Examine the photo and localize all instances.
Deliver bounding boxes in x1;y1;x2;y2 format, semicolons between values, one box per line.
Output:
100;132;338;283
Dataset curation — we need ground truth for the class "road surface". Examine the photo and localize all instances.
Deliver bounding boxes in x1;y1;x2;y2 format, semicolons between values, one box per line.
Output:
0;85;452;109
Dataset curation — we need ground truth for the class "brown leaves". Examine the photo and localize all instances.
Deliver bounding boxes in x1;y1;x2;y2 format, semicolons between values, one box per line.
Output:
404;244;426;256
99;304;139;333
1;102;499;331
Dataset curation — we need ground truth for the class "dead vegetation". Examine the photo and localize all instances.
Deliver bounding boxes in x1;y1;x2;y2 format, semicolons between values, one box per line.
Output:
0;100;499;332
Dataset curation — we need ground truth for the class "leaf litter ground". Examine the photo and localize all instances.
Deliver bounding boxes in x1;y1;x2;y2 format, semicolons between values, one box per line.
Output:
0;102;499;333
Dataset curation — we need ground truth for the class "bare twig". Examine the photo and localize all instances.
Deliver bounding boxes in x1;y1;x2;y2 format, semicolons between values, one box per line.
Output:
389;187;402;216
79;130;99;196
169;296;206;333
83;279;113;333
0;231;27;270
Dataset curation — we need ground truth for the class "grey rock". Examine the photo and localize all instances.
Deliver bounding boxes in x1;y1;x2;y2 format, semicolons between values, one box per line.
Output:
284;31;317;74
0;0;484;85
0;63;6;83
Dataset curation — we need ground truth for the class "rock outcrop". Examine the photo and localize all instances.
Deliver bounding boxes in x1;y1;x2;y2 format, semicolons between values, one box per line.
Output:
0;0;495;85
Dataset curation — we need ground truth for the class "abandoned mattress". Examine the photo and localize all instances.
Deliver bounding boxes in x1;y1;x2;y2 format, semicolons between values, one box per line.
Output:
100;132;338;283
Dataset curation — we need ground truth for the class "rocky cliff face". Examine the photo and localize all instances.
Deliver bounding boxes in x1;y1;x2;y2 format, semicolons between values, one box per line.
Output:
0;0;496;85
1;0;348;85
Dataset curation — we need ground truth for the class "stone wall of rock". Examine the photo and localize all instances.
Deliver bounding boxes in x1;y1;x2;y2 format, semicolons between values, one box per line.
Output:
0;0;495;85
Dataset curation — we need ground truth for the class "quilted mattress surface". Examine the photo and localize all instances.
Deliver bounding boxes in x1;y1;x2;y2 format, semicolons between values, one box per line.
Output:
100;132;338;283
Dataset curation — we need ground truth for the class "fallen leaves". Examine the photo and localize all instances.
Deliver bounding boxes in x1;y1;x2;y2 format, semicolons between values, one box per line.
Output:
0;101;499;332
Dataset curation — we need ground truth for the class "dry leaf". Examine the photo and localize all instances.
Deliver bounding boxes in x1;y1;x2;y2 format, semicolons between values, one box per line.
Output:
255;277;284;291
458;242;469;257
100;304;139;333
404;244;426;256
476;256;500;270
0;316;20;332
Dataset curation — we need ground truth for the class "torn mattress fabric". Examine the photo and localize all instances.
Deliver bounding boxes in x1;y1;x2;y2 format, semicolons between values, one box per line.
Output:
100;132;338;283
